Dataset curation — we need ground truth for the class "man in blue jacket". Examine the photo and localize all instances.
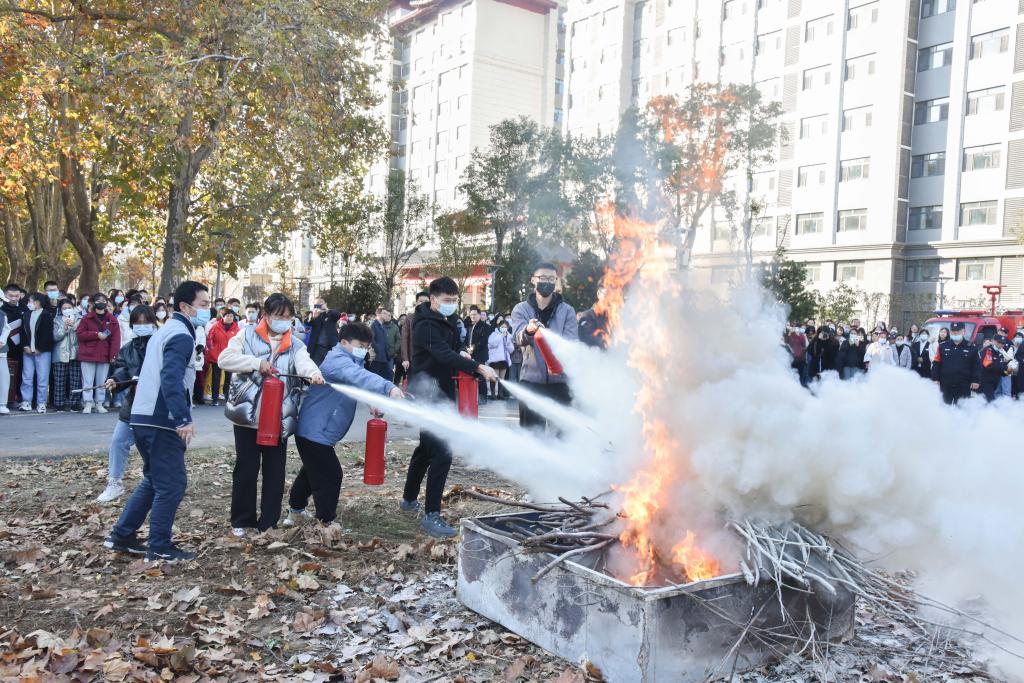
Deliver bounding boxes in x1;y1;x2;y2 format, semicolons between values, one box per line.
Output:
104;280;211;563
285;322;404;526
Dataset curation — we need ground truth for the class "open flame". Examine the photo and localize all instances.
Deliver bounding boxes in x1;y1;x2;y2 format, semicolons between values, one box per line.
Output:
598;209;721;586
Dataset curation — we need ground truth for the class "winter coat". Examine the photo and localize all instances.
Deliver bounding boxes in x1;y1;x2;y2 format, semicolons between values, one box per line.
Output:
911;340;931;378
511;293;579;385
306;310;341;366
786;332;807;362
930;339;979;387
895;343;913;369
385;320;400;359
20;307;59;353
487;328;514;365
409;301;479;403
218;320;319;438
76;310;121;363
864;341;898;369
296;345;396;447
833;337;851;371
110;334;152;422
117;307;133;348
205;320;240;364
466;320;492;365
1;300;25;357
807;337;837;376
53;314;79;363
400;313;414;366
370;319;392;365
844;338;867;369
130;313;196;431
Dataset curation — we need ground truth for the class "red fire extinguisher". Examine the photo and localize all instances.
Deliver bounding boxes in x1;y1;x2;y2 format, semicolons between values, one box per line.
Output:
363;418;387;485
534;328;564;375
256;374;285;446
457;371;479;418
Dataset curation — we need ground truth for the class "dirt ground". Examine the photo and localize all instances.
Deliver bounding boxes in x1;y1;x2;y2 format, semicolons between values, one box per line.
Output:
0;440;588;682
0;440;1002;682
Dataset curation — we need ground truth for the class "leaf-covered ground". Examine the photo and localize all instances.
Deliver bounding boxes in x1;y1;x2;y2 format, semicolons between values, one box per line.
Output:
0;441;590;682
0;441;1002;682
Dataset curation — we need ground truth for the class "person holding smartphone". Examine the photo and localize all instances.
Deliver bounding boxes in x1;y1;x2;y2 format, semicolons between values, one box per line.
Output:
76;293;121;413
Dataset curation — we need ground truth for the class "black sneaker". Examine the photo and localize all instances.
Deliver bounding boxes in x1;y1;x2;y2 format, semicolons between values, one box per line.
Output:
145;545;197;563
103;533;147;555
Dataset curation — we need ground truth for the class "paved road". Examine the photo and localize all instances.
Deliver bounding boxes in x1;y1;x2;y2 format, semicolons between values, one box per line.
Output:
1;398;520;459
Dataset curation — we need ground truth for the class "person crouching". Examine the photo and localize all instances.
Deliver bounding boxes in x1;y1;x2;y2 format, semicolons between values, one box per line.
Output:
284;322;404;527
217;293;324;537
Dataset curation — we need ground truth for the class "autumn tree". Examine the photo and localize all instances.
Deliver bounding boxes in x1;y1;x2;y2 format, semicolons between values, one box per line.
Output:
430;210;491;296
632;84;782;269
762;246;819;323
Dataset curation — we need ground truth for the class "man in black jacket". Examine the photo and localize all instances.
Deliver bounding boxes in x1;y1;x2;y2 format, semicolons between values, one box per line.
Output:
306;298;340;366
402;277;496;538
2;282;27;408
931;321;979;405
465;305;491;403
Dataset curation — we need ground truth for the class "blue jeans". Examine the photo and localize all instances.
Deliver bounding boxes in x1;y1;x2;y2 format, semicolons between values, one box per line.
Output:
841;367;863;380
20;351;51;407
996;375;1012;398
112;425;187;551
107;419;136;482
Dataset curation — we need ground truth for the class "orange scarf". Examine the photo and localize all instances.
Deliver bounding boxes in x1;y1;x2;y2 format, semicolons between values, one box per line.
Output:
254;318;292;355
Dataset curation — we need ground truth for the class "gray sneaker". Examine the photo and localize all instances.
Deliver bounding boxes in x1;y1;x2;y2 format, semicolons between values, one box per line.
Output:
420;512;457;539
399;499;421;514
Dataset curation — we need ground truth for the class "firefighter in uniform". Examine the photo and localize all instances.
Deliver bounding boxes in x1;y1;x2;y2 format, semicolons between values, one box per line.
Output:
977;334;1010;402
930;321;980;405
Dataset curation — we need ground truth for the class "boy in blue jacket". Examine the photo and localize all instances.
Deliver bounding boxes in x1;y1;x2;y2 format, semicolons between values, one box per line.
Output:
285;322;404;526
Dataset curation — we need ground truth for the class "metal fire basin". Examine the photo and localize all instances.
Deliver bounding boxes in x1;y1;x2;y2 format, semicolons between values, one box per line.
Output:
457;513;855;683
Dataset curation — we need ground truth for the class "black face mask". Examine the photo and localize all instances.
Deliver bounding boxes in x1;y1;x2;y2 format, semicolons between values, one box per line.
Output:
536;282;556;297
94;303;107;312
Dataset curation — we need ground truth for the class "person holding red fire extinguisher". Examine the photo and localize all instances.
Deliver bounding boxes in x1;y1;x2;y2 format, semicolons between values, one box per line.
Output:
283;322;404;527
218;293;324;538
402;277;497;538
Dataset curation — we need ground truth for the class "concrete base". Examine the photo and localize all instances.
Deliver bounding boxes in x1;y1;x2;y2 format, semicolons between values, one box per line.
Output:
457;513;856;683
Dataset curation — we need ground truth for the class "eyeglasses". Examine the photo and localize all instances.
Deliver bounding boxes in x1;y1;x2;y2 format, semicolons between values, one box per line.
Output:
533;276;557;283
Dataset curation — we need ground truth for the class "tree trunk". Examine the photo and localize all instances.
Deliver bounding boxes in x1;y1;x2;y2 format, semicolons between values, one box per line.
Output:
0;200;32;284
58;153;104;295
26;181;81;291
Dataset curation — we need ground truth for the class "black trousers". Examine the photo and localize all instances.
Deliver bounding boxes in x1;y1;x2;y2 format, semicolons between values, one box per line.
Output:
289;435;342;523
403;430;452;514
369;361;393;383
393;361;407;386
230;426;288;530
980;381;998;403
941;383;972;405
209;363;232;402
518;381;573;430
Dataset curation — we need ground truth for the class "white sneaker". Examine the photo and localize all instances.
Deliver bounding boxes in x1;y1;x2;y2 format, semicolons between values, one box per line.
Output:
95;481;124;503
0;405;9;415
95;403;108;414
36;405;46;414
231;528;246;538
82;402;93;414
281;509;313;527
18;402;31;411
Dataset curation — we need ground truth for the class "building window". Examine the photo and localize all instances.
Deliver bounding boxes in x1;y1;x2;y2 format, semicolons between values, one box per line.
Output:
796;212;824;234
554;108;563;126
712;221;732;240
802;65;831;91
906;260;941;282
799;115;828;139
844;54;876;81
841;106;873;132
970;28;1010;60
959;200;998;226
668;27;686;47
756;78;781;101
908;205;942;230
805;262;822;281
756;31;781;55
840;157;870;181
836;261;865;282
751;171;777;194
555;79;563;96
918;42;953;71
798;164;827;187
958;258;995;281
837;209;868;232
911;151;945;178
921;0;956;18
966;86;1005;115
752;216;774;237
723;0;739;20
963;144;1001;171
914;97;949;124
805;15;834;42
847;2;879;30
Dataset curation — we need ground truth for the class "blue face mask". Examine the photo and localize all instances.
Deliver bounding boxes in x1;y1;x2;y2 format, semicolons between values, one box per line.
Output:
439;302;458;317
190;307;211;328
349;346;368;360
46;290;59;300
114;295;125;304
133;324;155;337
269;319;291;334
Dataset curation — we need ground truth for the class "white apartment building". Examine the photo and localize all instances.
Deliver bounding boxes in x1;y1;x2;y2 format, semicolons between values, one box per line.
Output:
563;0;1024;325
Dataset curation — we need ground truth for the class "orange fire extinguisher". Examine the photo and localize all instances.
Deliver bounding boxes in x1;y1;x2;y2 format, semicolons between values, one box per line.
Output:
457;371;478;418
533;329;564;375
256;374;285;446
363;418;387;485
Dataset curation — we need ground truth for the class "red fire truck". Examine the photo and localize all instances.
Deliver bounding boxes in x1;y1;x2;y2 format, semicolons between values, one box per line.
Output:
923;285;1024;343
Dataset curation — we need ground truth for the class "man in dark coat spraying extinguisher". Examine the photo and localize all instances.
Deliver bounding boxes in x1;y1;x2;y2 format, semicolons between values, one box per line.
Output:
284;322;405;527
402;277;497;538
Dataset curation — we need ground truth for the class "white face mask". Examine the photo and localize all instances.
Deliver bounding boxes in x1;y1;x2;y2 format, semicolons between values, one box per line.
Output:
349;346;368;360
132;324;155;337
156;310;167;320
951;334;963;343
62;309;74;319
247;311;257;322
269;319;291;334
